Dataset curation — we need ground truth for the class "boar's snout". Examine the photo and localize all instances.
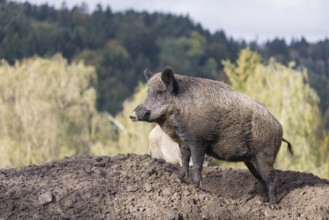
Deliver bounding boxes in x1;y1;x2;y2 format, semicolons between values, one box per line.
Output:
129;111;138;122
129;105;151;122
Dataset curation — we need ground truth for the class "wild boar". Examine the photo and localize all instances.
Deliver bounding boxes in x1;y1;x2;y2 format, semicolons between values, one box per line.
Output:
149;125;212;166
130;67;293;204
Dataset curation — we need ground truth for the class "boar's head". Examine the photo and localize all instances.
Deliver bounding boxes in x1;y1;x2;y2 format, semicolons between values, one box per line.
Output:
130;67;178;123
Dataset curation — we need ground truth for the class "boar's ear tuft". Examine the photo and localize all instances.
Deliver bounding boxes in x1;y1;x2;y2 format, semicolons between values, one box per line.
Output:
143;68;154;81
161;67;178;94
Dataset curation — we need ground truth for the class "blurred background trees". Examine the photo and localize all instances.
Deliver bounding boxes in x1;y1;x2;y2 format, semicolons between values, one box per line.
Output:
0;1;328;177
0;55;116;167
1;1;328;118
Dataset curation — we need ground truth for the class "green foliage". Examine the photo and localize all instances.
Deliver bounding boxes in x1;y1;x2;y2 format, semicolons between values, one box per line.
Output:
309;73;329;123
223;49;329;178
157;31;207;75
264;38;329;115
222;48;262;91
0;1;241;114
0;55;116;168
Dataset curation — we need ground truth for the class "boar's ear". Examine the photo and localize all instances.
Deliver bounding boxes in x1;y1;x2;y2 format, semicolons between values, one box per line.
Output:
161;67;178;94
143;68;154;81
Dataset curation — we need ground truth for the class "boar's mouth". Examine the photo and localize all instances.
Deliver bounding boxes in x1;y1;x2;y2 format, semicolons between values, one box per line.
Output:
129;107;167;123
129;109;152;122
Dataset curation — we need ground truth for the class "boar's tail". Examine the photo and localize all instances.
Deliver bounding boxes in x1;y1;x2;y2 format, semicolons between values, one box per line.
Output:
282;138;294;156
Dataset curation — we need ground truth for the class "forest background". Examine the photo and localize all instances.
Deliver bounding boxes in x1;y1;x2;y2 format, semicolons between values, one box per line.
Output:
0;1;328;178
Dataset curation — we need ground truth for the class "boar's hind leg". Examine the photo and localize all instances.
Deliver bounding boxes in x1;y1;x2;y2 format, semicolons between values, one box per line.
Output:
179;144;191;180
244;161;268;199
255;156;277;204
244;161;265;183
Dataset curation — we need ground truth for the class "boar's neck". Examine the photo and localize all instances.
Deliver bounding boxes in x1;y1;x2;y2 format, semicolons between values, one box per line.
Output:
157;109;187;145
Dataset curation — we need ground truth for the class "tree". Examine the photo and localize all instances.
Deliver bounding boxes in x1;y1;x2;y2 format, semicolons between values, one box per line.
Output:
222;48;261;91
0;55;116;168
157;31;206;75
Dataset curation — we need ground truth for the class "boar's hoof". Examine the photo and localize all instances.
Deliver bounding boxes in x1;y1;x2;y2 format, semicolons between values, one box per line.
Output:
193;175;202;188
261;194;278;204
260;195;269;203
193;180;202;188
179;168;189;180
269;196;278;204
178;171;188;181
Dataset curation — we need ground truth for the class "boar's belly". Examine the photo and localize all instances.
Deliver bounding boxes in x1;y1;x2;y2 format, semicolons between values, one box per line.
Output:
206;142;251;162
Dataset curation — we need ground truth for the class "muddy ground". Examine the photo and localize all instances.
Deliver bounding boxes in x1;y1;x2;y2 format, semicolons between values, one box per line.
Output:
0;154;328;219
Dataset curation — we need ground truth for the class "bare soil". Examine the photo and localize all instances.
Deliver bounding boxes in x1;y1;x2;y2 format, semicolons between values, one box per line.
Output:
0;154;328;219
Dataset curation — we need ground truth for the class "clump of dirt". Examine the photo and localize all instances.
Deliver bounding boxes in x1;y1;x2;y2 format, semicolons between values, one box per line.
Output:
0;154;328;219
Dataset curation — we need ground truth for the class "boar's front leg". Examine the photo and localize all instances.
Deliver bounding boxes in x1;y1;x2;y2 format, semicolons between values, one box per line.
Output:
190;144;206;187
179;143;191;180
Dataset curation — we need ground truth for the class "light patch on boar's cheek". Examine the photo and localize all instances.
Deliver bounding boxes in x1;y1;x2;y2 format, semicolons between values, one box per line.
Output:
148;104;169;122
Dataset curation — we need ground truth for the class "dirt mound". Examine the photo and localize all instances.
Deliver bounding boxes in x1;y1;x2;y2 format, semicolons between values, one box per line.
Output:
0;154;328;219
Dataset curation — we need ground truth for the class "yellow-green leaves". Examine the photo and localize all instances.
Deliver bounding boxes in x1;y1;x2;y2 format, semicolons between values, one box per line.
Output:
222;48;262;91
0;55;114;168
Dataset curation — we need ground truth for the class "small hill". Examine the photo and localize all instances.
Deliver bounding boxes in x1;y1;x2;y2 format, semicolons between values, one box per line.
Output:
0;154;328;219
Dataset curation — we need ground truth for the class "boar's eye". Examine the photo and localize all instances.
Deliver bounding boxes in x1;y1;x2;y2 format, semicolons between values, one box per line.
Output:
156;90;165;95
